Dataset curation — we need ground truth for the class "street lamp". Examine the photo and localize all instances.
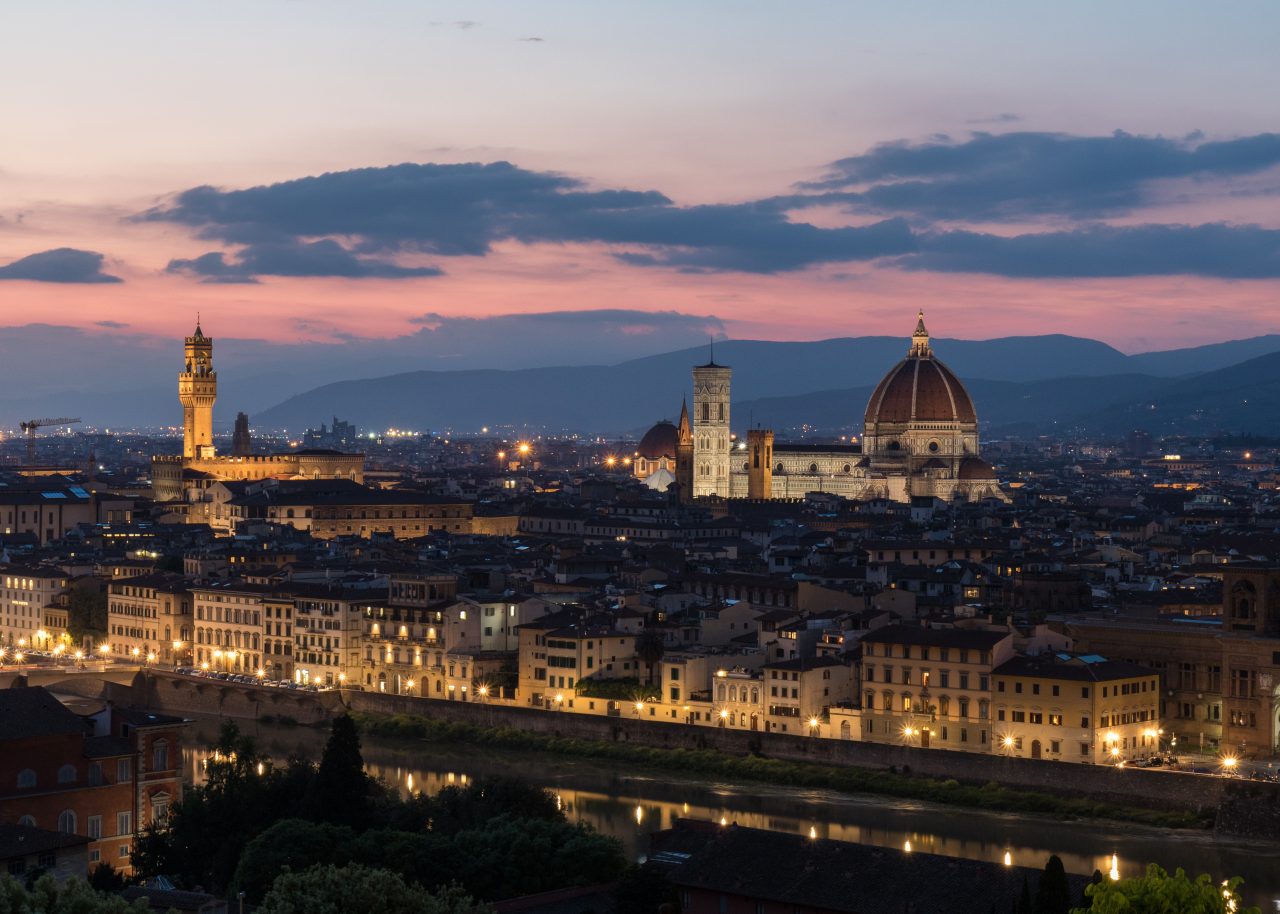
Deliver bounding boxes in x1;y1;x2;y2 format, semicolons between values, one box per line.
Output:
808;717;821;735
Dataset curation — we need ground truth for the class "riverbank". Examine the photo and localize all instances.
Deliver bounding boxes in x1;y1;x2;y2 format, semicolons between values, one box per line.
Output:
349;711;1209;830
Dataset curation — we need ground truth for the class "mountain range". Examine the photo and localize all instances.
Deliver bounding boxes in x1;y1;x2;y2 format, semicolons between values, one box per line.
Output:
253;336;1280;437
4;325;1279;436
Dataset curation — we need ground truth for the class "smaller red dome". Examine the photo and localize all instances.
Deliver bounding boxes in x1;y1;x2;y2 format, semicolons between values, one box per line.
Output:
958;457;996;480
637;421;680;460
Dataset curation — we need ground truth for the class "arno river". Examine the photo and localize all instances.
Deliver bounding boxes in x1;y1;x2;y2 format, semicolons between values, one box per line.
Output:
182;716;1280;909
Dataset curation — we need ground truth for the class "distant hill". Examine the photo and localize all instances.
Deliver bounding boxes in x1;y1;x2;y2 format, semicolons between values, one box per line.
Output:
1082;350;1280;435
12;327;1278;432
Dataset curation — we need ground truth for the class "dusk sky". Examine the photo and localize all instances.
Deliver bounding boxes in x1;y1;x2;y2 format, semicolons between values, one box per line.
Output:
3;0;1279;354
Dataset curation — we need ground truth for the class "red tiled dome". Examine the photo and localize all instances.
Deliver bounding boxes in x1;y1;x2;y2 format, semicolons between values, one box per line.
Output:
864;357;977;426
637;421;680;460
958;457;997;479
865;313;976;427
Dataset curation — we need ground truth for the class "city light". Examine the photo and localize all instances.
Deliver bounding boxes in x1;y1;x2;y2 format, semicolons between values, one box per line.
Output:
1109;854;1120;881
1220;755;1239;772
1003;851;1012;867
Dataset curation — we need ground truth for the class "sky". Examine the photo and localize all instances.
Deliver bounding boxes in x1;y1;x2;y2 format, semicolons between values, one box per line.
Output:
2;0;1279;356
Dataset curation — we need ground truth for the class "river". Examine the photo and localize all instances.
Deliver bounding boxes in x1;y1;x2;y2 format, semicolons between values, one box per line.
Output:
181;716;1280;910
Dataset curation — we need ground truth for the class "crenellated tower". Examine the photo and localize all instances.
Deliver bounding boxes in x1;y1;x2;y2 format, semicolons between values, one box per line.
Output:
178;321;217;459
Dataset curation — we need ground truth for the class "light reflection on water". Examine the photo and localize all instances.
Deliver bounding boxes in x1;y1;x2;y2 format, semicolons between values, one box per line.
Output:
182;717;1280;909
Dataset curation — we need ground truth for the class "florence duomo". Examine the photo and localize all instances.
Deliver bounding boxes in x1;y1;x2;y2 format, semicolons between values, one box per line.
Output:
634;312;1007;503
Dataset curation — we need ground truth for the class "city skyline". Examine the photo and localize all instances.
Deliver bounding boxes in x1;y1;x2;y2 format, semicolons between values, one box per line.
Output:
3;1;1280;352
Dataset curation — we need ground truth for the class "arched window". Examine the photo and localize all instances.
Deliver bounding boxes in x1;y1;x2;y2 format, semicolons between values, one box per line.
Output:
717;684;726;702
18;815;35;827
750;687;759;704
901;693;912;712
58;809;77;834
57;764;77;784
938;695;951;716
728;685;738;702
17;769;36;789
840;720;852;740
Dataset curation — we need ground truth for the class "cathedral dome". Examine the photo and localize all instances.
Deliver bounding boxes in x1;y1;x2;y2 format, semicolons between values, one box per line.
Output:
864;313;977;427
637;420;680;460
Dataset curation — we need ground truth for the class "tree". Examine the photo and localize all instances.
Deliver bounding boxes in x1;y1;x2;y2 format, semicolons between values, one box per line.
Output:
230;819;355;903
88;861;128;893
424;777;562;835
1035;855;1071;914
612;863;680;914
309;715;371;828
449;817;628;901
0;873;150;913
635;629;666;685
256;864;490;914
1072;866;1259;914
66;583;109;642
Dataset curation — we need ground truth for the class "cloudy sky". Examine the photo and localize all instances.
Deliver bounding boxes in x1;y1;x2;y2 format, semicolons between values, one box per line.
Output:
2;0;1279;355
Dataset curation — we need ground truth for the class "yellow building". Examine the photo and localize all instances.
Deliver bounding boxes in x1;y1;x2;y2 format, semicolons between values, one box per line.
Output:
859;624;1015;751
105;575;193;664
152;323;364;503
191;583;269;674
762;656;853;734
1;566;69;649
992;654;1161;764
516;612;640;707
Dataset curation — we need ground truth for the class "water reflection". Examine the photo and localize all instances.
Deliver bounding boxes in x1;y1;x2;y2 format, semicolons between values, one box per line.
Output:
182;717;1279;909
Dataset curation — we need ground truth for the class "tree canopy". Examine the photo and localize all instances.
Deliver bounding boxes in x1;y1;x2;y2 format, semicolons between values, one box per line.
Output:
256;864;490;914
1073;866;1259;914
0;874;150;914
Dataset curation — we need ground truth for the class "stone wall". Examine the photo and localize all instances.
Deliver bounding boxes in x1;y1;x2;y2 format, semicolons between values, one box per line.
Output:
123;671;1280;833
339;689;1241;817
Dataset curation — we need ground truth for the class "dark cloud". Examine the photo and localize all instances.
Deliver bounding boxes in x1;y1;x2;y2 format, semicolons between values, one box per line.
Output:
901;223;1280;278
141;162;913;275
95;320;129;329
800;130;1280;219
166;240;443;282
0;248;122;283
142;141;1280;281
520;36;545;42
430;20;478;29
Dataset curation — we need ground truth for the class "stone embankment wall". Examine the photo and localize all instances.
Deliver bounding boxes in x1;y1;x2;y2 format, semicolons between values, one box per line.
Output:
122;671;1280;833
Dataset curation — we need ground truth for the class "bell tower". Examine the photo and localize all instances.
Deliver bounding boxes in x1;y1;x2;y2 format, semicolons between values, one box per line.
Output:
692;347;732;498
178;321;216;459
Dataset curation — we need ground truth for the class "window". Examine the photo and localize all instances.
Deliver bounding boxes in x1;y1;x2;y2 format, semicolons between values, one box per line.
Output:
153;740;169;771
16;769;36;789
151;793;170;827
17;815;36;828
57;764;77;784
58;810;77;833
117;812;132;836
87;816;102;839
117;759;131;782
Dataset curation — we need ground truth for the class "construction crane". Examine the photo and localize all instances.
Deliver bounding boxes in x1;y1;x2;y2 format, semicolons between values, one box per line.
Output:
19;417;81;465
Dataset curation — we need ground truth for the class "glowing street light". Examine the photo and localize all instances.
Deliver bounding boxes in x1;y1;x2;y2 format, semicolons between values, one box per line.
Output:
1220;755;1239;773
98;644;111;656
